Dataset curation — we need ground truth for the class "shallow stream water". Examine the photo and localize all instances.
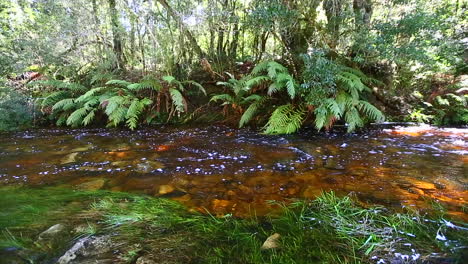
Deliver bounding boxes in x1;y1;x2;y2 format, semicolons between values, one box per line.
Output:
0;125;466;219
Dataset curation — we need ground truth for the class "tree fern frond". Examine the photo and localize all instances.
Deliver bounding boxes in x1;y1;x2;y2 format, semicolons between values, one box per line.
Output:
91;72;115;84
162;75;176;84
106;79;132;87
242;94;263;103
251;61;270;76
108;106;128;127
345;107;364;132
104;96;124;116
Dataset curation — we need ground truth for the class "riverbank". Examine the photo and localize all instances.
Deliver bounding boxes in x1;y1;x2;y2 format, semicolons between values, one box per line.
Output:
1;186;467;264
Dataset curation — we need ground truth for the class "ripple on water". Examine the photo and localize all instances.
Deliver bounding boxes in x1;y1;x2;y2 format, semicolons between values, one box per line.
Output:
0;125;466;218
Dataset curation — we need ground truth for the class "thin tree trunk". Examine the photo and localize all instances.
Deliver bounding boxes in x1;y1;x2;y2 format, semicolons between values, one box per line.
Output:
156;0;205;59
108;0;125;68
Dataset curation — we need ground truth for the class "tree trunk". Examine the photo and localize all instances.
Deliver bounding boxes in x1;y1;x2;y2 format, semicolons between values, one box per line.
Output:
108;0;125;68
156;0;205;59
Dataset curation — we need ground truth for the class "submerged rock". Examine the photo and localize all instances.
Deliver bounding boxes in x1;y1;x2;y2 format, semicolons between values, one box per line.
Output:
157;185;175;195
135;161;164;173
76;179;106;191
261;233;281;250
56;235;118;264
61;152;78;164
38;224;66;241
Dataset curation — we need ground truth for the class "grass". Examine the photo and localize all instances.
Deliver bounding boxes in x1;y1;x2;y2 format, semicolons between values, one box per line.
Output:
0;186;467;263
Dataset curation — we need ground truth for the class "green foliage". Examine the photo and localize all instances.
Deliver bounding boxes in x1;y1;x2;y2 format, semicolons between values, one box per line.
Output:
212;73;268;127
38;74;206;129
0;85;35;131
263;104;306;134
301;54;385;132
408;92;468;126
250;61;298;99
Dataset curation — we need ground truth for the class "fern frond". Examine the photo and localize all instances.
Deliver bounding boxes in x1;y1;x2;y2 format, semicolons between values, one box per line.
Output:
169;88;187;113
162;75;176;84
91;72;115;84
263;104;306;135
66;107;89;127
106;79;132;87
75;87;105;103
52;98;75;112
104;96;124;116
245;76;270;88
242;94;263;103
251;61;270;76
358;101;385;122
184;81;206;95
108;106;128;127
41;91;71;108
128;79;162;91
210;94;233;103
82;109;96;126
344;107;364;132
239;97;267;128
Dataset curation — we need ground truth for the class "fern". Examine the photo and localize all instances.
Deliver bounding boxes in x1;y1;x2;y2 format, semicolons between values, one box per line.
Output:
41;91;71;108
263;104;306;135
106;79;132;87
82;109;96;126
239;96;267;128
128;79;162;91
52;98;75;112
169;88;186;113
66;107;89;127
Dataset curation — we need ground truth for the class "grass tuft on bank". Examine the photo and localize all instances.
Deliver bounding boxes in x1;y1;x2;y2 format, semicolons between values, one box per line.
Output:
1;186;467;263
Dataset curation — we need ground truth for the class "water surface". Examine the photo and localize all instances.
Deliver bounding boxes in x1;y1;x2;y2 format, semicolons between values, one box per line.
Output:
1;125;466;218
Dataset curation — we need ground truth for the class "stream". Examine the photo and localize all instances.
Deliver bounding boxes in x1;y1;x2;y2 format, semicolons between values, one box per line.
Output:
0;125;466;219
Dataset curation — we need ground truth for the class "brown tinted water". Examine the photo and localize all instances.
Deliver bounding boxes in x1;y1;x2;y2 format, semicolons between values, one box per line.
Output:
0;125;466;219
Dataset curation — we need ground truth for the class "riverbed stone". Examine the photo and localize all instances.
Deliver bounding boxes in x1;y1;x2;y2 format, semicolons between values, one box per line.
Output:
135;161;164;173
61;152;78;164
261;233;281;250
76;179;106;191
56;235;118;264
158;185;175;195
38;224;66;241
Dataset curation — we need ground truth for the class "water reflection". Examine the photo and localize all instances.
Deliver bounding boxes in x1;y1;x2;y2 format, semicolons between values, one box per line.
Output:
0;125;466;218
